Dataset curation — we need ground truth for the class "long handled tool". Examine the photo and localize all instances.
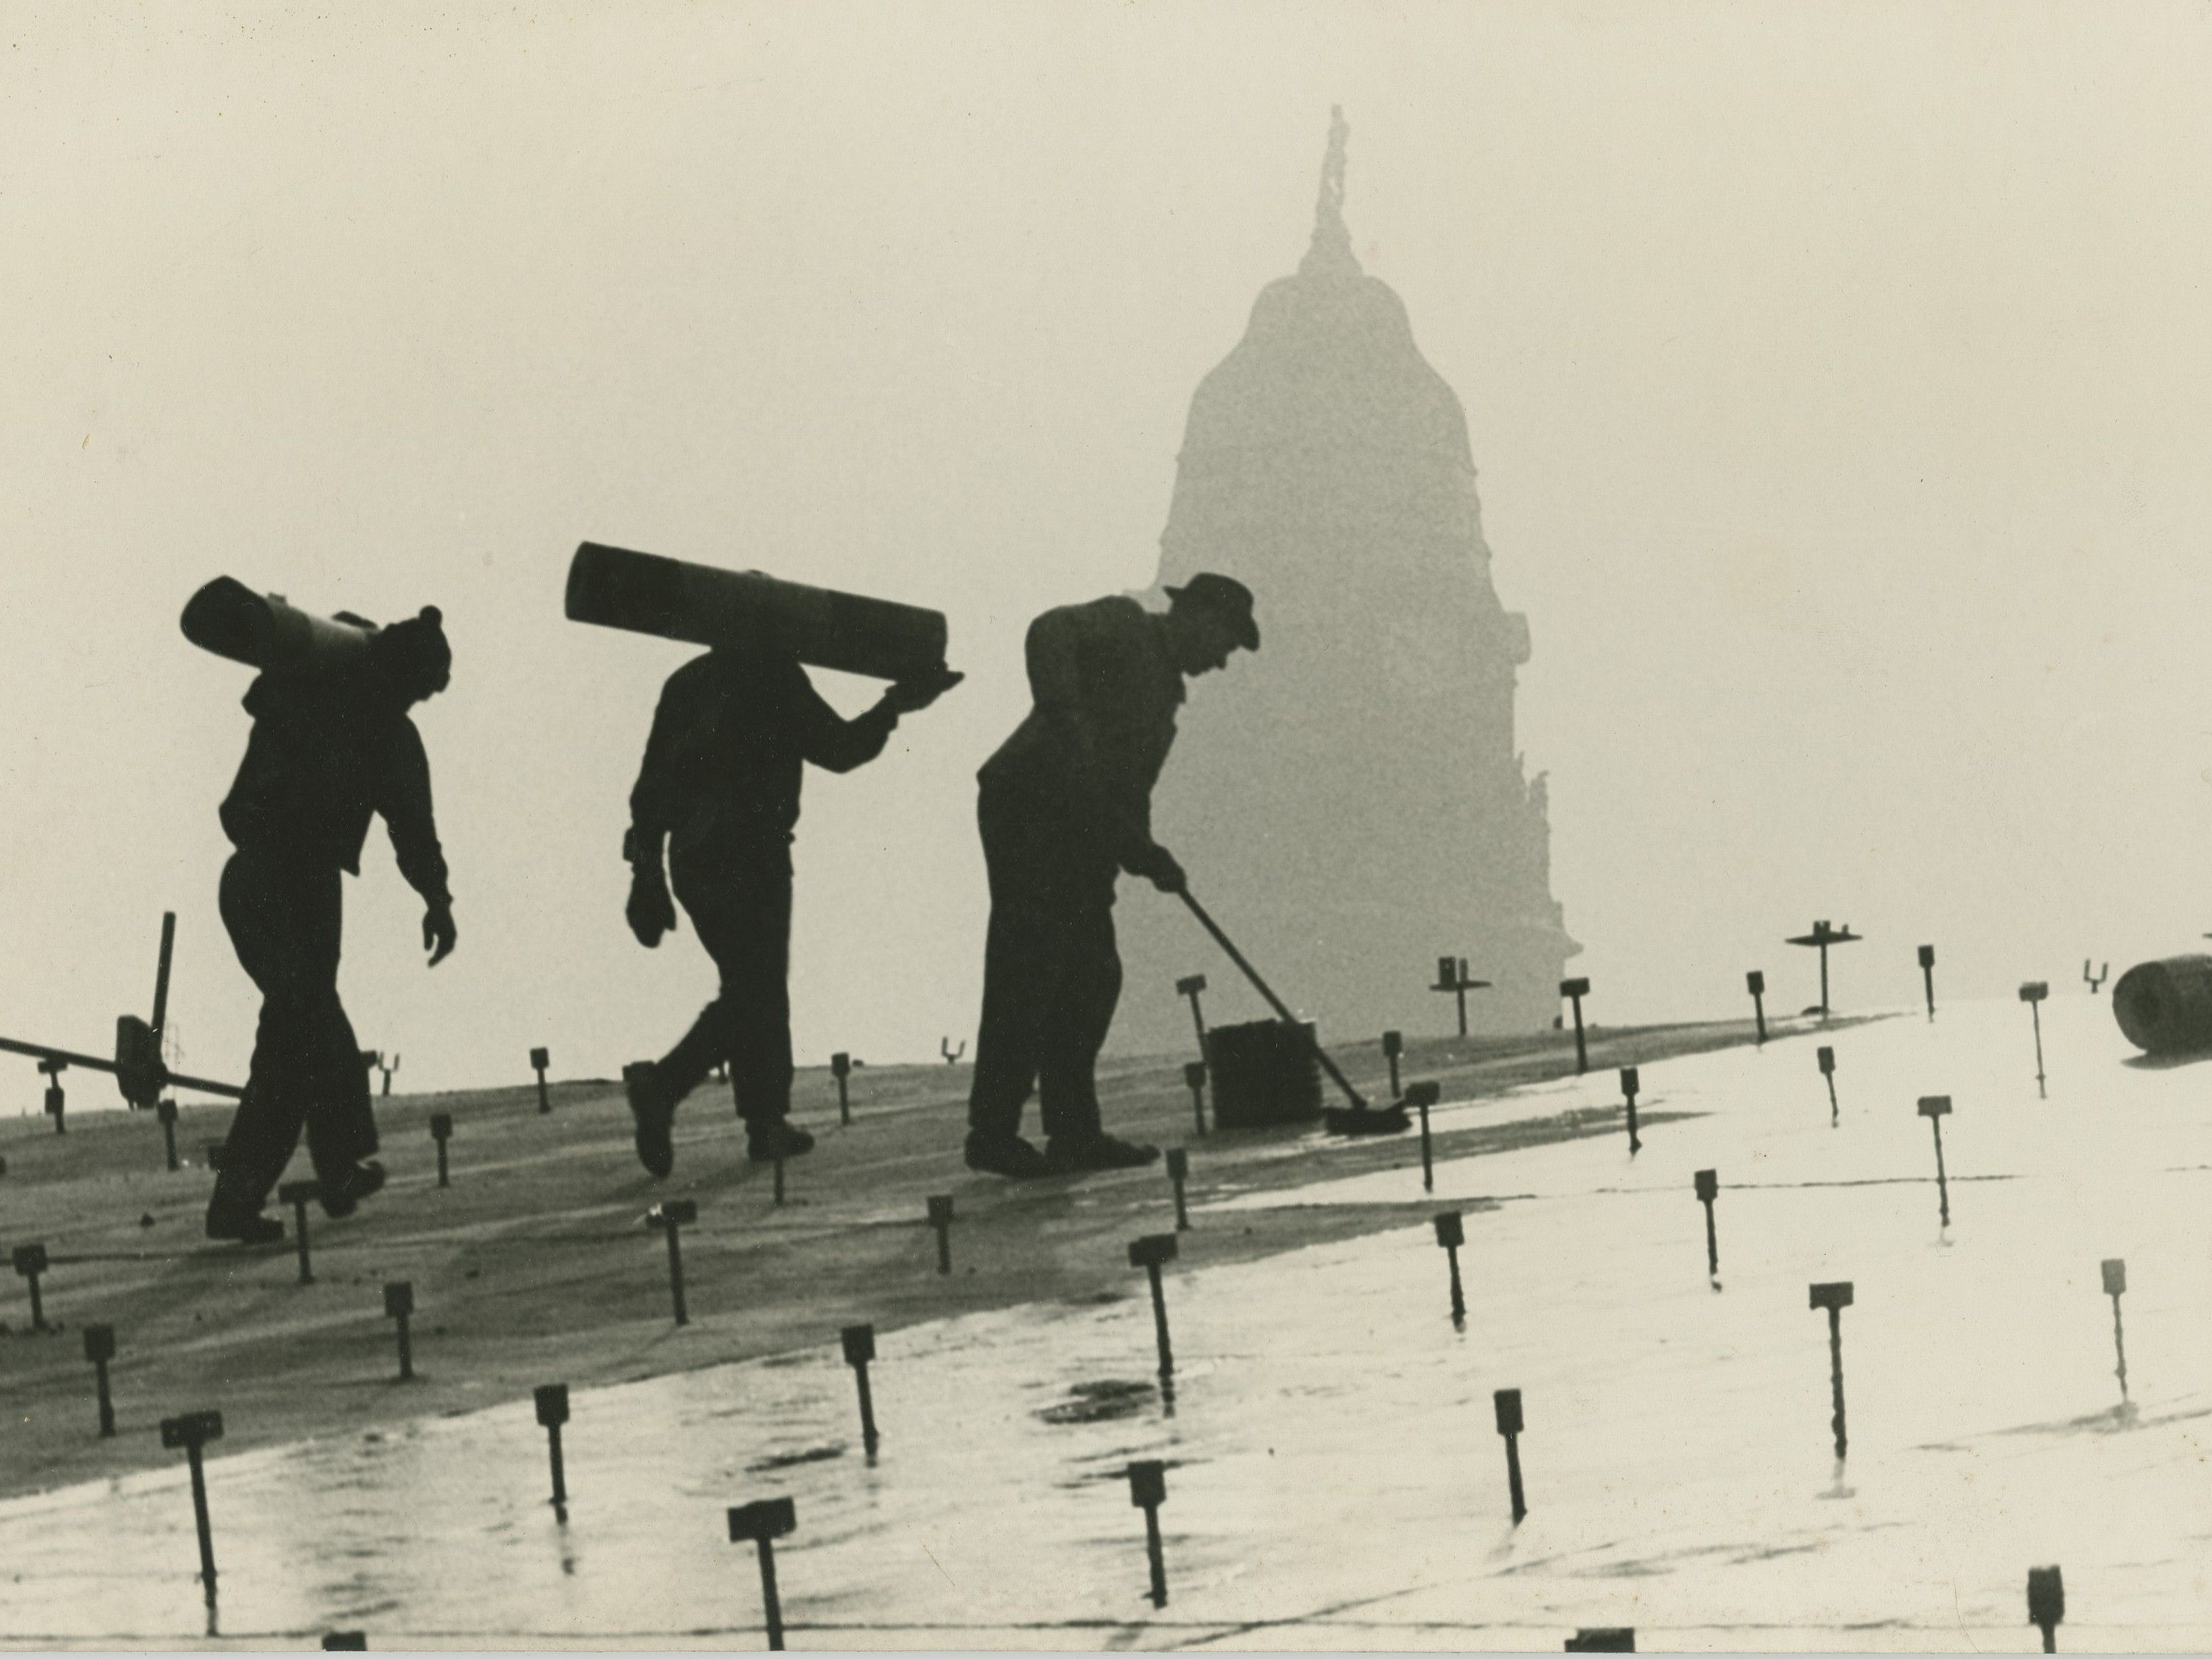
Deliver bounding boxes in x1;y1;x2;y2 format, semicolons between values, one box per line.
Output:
0;1033;242;1104
1176;888;1405;1136
0;911;242;1107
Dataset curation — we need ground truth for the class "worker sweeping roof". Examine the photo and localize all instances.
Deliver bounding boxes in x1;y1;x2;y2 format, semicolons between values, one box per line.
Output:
962;573;1259;1179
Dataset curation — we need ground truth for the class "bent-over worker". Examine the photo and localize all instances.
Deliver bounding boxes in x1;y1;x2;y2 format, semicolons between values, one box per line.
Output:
963;573;1258;1179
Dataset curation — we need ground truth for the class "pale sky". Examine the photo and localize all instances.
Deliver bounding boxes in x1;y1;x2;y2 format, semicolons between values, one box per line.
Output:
7;2;2212;1103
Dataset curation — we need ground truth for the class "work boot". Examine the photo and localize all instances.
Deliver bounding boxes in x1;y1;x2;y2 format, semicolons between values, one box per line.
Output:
1047;1131;1160;1173
964;1131;1055;1179
318;1160;386;1220
625;1061;675;1178
747;1119;815;1164
205;1197;285;1246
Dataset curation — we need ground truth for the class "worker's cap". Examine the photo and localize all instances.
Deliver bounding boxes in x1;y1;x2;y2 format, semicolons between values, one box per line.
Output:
1164;572;1259;651
372;605;452;693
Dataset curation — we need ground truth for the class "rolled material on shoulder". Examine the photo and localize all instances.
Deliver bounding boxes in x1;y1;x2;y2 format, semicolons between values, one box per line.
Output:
564;542;948;681
181;577;375;670
2112;954;2212;1054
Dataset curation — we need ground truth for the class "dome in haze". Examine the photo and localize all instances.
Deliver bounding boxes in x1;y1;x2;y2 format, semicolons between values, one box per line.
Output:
1113;108;1578;1053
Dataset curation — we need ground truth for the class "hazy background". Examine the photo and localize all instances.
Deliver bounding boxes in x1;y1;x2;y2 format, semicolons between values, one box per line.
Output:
7;1;2212;1105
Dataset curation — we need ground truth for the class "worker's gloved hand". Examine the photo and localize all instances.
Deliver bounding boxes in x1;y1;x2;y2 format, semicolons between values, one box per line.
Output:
627;864;677;948
1127;842;1187;895
881;666;964;716
422;900;458;967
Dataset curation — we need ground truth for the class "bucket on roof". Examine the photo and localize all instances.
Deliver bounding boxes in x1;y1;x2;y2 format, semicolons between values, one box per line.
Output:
1204;1019;1323;1129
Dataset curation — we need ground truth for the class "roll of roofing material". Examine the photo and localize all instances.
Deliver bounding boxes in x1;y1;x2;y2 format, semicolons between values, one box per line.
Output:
2112;954;2212;1055
181;577;376;670
564;542;948;682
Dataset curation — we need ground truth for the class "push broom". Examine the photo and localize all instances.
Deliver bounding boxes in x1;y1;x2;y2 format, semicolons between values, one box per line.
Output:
1177;887;1408;1137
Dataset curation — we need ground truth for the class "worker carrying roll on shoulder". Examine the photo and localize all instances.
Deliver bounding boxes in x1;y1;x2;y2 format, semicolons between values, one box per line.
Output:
204;606;457;1245
963;574;1258;1179
620;625;958;1177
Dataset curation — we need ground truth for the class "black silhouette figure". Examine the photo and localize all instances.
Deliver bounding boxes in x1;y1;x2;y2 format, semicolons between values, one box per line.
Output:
206;609;455;1245
619;625;956;1176
964;575;1259;1179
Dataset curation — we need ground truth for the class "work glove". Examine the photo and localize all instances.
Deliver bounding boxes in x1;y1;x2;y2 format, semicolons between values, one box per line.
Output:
881;666;965;716
1126;842;1187;895
422;900;458;967
627;863;677;948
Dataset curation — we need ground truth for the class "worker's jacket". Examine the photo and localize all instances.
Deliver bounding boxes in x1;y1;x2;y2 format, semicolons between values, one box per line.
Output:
628;648;895;871
220;663;451;905
977;595;1184;866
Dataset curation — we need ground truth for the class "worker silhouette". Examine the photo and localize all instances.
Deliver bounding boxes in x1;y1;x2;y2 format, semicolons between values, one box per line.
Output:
206;608;456;1244
621;627;958;1176
965;574;1258;1178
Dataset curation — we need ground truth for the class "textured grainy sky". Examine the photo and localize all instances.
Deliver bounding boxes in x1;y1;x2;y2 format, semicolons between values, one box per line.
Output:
7;2;2212;1102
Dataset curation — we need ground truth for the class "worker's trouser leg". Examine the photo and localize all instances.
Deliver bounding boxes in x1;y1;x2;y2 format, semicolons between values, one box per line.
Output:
967;790;1121;1145
214;850;376;1210
660;851;795;1129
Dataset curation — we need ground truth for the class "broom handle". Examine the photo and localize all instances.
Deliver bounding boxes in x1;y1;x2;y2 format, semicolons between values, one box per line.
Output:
1177;888;1367;1112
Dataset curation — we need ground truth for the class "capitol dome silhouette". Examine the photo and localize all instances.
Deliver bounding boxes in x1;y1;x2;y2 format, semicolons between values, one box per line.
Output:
1112;108;1579;1054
